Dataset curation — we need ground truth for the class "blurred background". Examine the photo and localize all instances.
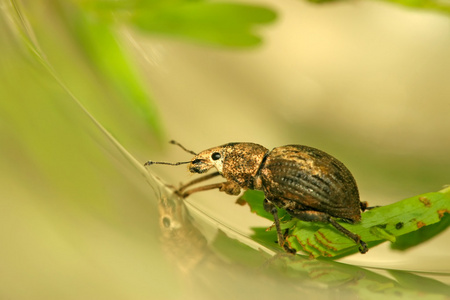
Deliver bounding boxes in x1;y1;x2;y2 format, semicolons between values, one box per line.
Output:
0;0;449;299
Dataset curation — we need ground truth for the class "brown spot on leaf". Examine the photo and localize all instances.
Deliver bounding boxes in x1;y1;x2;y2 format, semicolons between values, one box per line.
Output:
437;209;450;219
296;236;314;257
417;221;426;229
419;196;431;207
317;230;333;244
316;231;338;251
305;238;326;257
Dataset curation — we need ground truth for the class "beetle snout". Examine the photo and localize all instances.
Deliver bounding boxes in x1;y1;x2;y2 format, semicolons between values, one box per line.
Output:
189;159;209;173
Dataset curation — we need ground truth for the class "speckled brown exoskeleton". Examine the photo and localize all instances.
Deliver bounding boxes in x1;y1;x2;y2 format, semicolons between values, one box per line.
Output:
145;141;368;254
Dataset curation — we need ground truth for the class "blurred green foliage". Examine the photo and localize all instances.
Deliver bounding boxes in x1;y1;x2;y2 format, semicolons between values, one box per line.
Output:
7;0;277;140
210;227;450;298
377;0;450;15
131;2;277;46
82;0;277;47
65;7;165;137
306;0;450;15
10;0;450;142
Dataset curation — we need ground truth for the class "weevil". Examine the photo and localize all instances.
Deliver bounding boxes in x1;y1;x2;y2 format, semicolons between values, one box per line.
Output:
145;141;368;254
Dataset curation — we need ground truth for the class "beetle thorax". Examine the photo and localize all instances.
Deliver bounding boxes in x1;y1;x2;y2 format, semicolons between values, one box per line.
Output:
221;143;269;189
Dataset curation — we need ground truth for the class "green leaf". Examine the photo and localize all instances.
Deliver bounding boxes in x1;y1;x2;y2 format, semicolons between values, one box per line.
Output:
130;2;277;47
370;226;397;243
249;226;280;252
241;188;450;258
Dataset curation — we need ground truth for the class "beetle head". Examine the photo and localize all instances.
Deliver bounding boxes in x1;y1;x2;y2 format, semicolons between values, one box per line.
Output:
144;141;268;186
189;146;226;174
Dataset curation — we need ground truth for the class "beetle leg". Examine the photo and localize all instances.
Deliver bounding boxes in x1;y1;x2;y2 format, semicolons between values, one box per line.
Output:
360;201;380;211
179;182;224;198
179;180;240;198
177;172;221;194
328;218;368;254
289;210;368;254
263;199;296;254
360;201;369;212
219;181;241;195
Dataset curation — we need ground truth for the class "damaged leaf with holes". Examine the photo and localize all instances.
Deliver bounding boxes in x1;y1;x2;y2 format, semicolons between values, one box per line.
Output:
240;187;450;258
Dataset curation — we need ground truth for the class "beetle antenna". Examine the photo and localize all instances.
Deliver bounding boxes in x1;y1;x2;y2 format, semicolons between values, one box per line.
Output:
169;140;197;155
144;160;190;167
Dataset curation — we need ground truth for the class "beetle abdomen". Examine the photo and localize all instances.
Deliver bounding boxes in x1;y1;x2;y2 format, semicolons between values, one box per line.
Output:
260;145;361;222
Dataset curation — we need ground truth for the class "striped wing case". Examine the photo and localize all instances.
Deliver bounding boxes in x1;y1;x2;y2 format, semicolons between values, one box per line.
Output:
260;145;361;222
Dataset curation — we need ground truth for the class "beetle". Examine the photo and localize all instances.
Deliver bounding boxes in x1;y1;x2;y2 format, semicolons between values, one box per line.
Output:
145;140;368;254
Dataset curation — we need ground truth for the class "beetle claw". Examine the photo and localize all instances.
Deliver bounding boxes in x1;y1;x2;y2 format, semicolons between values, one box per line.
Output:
358;240;368;254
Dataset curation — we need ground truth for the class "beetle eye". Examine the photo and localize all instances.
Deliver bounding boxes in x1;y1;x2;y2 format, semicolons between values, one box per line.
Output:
211;152;221;160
